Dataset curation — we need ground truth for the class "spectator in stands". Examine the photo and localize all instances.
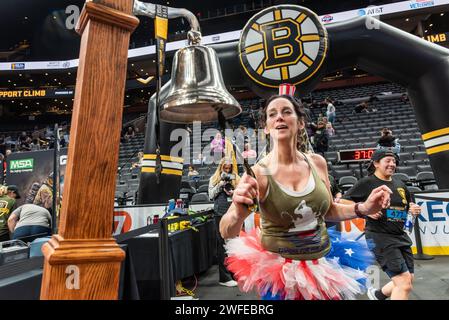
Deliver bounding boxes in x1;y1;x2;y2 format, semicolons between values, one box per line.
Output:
326;122;335;137
401;93;409;103
60;136;67;148
314;121;329;156
45;126;54;139
193;153;206;166
131;151;144;169
0;185;6;196
8;203;52;240
325;98;336;124
124;126;136;142
242;142;257;163
354;101;370;113
30;138;41;151
377;128;400;154
0;185;20;242
208;157;240;287
18;132;31;152
187;165;199;178
341;149;421;300
33;175;54;213
31;126;44;141
357;101;377;114
210;132;225;163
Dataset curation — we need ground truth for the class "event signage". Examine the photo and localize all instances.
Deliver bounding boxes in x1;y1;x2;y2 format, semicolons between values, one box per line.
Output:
2;0;449;72
423;32;448;44
9;159;34;173
409;0;435;9
11;63;25;70
5;149;67;207
113;205;166;235
411;190;449;255
0;88;74;100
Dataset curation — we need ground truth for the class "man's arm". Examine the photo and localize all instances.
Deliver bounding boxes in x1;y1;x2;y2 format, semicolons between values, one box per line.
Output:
8;209;19;233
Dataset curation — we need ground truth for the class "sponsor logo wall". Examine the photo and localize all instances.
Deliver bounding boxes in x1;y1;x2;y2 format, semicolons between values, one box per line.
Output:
5;149;67;207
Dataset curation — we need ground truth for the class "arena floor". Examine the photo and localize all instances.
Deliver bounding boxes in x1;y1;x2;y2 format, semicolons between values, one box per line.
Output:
193;256;449;300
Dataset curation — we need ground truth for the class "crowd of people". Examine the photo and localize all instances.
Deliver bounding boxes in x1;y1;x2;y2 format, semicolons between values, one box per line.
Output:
0;124;70;155
0;183;52;242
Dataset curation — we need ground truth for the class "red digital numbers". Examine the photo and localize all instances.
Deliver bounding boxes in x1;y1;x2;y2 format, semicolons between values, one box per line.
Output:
339;148;375;163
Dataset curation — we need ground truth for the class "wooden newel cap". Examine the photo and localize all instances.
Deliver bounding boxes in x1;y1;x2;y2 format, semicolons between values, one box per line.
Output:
76;1;140;35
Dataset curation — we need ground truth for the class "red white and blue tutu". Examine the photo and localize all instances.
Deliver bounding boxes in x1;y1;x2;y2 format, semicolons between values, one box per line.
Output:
224;227;374;300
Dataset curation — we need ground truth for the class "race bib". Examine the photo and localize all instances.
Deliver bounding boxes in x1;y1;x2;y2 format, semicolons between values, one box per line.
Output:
385;209;407;221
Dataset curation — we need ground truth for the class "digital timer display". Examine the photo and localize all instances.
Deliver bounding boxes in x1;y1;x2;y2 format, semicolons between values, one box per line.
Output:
338;148;376;163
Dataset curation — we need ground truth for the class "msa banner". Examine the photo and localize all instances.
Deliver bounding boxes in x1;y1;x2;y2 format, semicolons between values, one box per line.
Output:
5;149;68;207
412;190;449;255
341;190;449;255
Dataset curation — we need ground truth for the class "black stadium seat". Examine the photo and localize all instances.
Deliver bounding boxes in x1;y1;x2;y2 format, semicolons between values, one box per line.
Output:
416;171;435;182
398;152;413;162
396;166;417;178
393;172;410;184
338;176;358;192
191;192;210;203
334;169;354;180
197;184;209;193
417;165;432;172
413;151;428;161
407;186;423;193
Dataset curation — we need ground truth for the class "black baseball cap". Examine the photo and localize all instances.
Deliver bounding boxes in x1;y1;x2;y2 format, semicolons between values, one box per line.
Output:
367;149;399;174
7;185;21;199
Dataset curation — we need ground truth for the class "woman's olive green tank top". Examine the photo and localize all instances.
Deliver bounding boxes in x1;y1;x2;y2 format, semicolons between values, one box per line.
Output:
259;153;332;260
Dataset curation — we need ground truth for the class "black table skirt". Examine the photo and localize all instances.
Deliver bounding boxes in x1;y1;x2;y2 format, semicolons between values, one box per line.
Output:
120;219;216;300
0;220;217;300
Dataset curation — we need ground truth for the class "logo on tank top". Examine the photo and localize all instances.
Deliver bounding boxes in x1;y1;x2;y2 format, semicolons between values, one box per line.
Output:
282;200;318;232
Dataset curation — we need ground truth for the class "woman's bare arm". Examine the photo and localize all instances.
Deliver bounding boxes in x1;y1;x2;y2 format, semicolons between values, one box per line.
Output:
220;165;267;239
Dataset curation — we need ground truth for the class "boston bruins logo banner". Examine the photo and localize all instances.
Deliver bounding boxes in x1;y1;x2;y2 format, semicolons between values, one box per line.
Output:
239;5;328;97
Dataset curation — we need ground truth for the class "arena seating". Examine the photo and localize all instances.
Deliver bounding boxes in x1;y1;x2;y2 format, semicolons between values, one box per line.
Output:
113;82;437;200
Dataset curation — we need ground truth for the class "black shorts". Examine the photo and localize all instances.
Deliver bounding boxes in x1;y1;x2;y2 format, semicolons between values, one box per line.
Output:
373;245;414;278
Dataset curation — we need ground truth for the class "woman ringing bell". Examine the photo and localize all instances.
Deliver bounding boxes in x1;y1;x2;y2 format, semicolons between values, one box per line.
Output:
219;93;392;300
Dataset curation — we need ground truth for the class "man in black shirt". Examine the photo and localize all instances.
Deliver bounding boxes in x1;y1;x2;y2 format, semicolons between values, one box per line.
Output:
342;149;421;300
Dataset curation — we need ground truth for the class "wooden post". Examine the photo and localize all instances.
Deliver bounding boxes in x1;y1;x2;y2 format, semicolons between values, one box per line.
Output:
40;0;139;299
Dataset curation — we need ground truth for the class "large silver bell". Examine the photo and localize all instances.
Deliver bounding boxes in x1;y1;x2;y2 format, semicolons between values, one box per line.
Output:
160;44;242;124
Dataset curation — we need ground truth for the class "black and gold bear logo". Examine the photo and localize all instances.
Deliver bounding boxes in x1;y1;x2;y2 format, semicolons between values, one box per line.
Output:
239;5;328;88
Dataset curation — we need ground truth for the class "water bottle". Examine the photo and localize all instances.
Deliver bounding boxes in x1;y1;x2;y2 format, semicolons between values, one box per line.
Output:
168;199;176;211
403;213;416;234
